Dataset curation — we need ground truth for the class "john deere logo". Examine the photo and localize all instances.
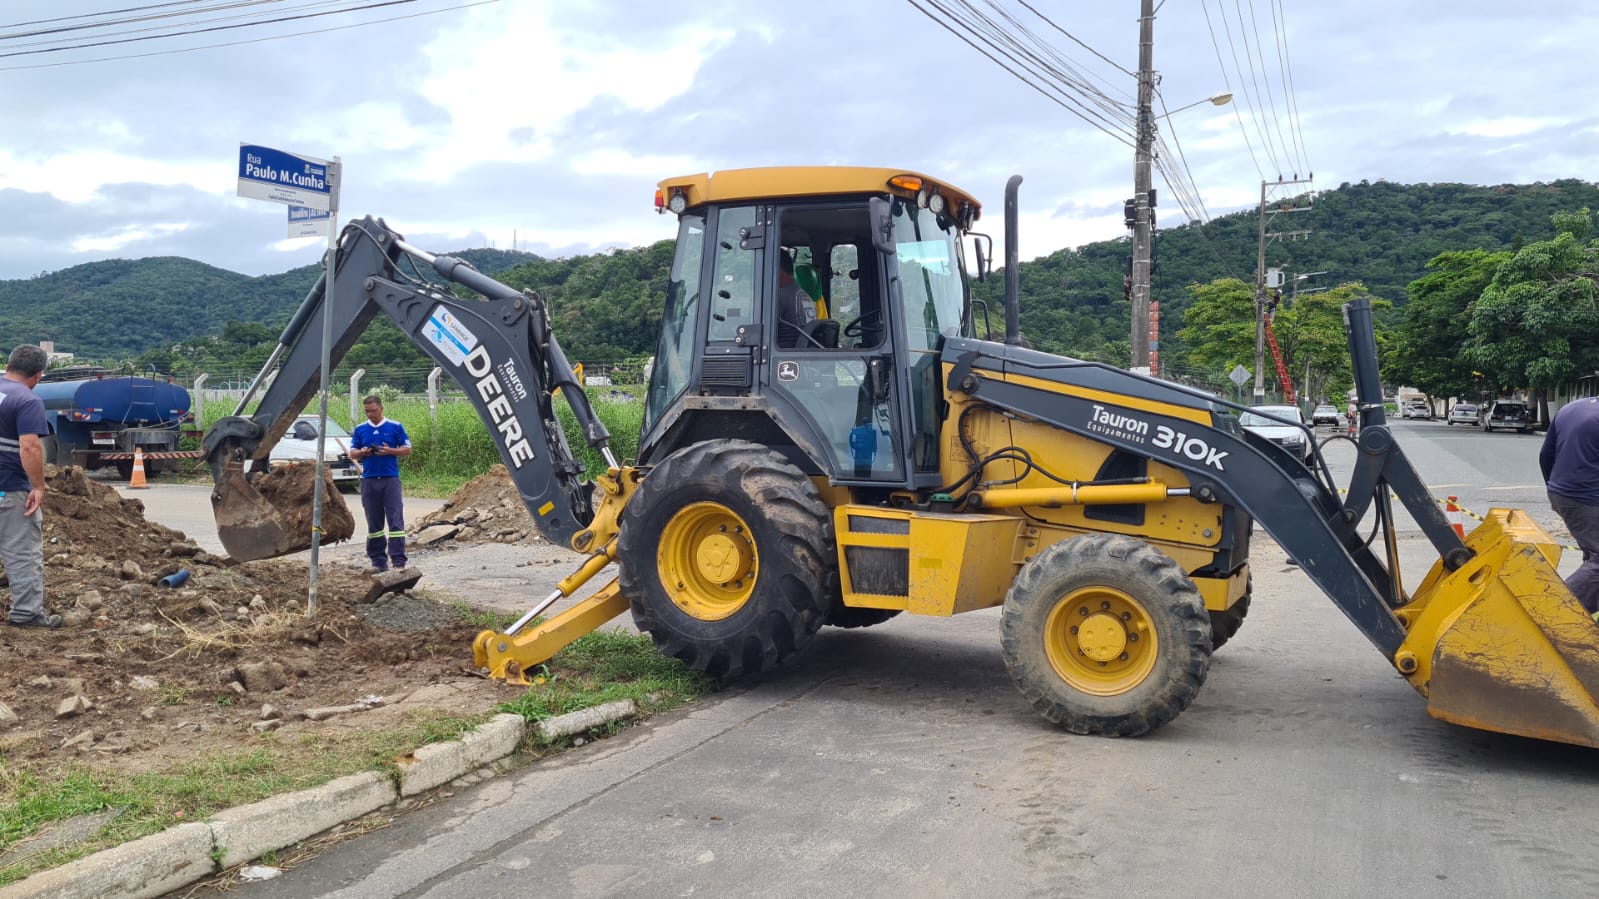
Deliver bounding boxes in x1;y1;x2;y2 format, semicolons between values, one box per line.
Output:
777;361;799;382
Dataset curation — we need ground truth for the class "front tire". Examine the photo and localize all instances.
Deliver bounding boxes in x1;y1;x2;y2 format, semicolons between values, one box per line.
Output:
618;440;835;679
1001;534;1211;737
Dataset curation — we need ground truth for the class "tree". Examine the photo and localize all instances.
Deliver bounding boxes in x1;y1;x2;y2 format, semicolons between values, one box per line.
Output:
1385;249;1508;405
1465;209;1599;420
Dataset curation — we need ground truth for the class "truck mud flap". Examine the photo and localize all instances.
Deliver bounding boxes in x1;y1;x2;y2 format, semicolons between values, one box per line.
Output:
1397;509;1599;748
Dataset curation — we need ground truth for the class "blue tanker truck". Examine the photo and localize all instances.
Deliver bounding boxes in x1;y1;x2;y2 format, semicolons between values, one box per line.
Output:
33;370;199;479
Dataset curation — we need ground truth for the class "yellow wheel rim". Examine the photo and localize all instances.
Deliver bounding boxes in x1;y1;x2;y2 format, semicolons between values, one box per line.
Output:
1043;586;1159;696
657;502;758;621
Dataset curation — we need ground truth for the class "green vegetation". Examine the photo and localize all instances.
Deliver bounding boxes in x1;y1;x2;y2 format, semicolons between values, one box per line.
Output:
0;713;483;886
497;629;717;744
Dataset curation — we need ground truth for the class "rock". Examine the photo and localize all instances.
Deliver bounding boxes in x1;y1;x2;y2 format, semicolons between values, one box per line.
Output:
61;678;86;697
304;703;370;721
249;719;283;734
139;707;159;721
121;583;147;597
129;675;160;691
249;595;267;612
168;541;199;557
56;695;93;719
235;606;251;619
284;600;301;614
227;681;248;696
0;702;18;727
136;622;158;635
119;560;145;581
61;609;91;628
60;729;96;750
76;590;104;611
414;524;460;546
234;661;288;693
27;675;51;688
258;704;282;720
361;568;423;604
200;597;223;616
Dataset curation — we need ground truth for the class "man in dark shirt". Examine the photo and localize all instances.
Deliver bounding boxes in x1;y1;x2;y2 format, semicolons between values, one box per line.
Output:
0;345;58;628
1540;397;1599;617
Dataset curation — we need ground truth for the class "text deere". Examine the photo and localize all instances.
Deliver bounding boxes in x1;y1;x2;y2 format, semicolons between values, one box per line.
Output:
462;345;536;468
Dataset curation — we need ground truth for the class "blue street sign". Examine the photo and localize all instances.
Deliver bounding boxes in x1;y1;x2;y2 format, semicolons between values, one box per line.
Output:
287;205;333;238
238;143;332;211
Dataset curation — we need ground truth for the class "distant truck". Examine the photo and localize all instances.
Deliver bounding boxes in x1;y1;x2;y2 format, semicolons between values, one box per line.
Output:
33;369;200;479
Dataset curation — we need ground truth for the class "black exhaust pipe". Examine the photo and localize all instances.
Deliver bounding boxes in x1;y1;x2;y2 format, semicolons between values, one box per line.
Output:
1004;175;1023;346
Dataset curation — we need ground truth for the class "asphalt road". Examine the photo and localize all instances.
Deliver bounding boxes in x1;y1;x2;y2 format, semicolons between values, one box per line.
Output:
162;422;1599;898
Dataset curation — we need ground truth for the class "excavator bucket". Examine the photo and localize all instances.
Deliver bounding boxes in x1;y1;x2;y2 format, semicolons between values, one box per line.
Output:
211;452;354;561
1398;509;1599;748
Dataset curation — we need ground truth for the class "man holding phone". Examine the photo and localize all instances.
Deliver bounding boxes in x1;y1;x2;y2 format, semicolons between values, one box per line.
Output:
349;395;413;574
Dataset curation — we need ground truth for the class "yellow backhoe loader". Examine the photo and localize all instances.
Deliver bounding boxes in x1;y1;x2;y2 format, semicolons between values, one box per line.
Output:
204;167;1599;747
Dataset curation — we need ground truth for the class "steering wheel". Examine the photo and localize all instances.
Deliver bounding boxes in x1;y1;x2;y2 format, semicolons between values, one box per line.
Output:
842;309;883;339
778;319;828;349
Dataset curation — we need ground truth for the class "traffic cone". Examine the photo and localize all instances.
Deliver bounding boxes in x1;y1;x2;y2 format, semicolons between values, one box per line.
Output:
1445;495;1466;541
129;447;148;489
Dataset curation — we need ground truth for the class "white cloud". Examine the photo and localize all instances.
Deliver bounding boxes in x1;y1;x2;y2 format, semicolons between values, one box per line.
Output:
1454;117;1566;139
71;222;189;254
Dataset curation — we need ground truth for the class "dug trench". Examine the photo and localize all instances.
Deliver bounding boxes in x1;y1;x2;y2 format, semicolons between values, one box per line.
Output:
0;463;507;777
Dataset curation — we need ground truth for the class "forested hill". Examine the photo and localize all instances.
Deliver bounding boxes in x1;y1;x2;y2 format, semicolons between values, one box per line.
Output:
969;178;1599;364
4;179;1596;365
0;247;541;358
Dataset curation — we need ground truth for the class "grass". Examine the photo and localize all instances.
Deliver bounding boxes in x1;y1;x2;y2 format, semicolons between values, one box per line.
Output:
191;390;646;499
0;624;715;886
0;712;484;886
496;629;717;744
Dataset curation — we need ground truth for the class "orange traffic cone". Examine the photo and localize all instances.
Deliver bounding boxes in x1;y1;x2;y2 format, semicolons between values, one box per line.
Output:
129;447;148;489
1445;495;1466;541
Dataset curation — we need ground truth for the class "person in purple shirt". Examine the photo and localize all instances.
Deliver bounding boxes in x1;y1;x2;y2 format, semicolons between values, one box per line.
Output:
1;345;58;628
1540;396;1599;617
349;395;413;574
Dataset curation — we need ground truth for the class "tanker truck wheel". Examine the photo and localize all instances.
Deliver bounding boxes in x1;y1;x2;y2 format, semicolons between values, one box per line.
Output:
1001;534;1211;737
618;440;836;679
1208;577;1252;651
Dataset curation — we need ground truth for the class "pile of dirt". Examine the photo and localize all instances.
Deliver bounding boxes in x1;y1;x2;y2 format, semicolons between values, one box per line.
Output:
414;464;543;546
0;466;503;773
251;461;356;543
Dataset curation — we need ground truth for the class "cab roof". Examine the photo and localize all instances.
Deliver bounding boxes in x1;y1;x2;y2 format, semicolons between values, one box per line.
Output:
657;166;981;225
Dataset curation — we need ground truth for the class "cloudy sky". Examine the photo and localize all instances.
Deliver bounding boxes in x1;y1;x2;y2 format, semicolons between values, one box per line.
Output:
0;1;1592;281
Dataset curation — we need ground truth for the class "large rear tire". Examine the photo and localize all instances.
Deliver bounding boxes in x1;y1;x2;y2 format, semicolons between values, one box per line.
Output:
618;440;835;679
1001;534;1211;737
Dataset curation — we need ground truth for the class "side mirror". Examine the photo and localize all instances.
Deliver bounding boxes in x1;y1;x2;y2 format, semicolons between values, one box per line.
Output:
867;356;892;405
970;233;992;283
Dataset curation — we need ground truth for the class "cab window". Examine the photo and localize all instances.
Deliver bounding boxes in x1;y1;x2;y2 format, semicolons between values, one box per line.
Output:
643;213;705;431
708;206;759;343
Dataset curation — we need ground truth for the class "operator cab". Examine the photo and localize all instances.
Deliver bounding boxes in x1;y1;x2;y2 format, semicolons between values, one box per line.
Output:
641;168;982;491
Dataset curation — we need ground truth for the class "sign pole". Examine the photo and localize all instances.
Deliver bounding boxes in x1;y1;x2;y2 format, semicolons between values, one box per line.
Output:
305;157;342;618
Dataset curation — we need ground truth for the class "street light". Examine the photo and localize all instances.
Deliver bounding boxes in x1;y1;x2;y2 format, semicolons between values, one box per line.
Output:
1129;90;1234;375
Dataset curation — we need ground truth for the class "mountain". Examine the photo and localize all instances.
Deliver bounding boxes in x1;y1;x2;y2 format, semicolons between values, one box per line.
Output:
5;179;1596;366
0;248;542;359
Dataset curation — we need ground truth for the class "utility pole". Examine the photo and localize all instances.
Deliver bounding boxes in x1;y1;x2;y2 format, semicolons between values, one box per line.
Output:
1252;177;1315;402
1128;0;1155;375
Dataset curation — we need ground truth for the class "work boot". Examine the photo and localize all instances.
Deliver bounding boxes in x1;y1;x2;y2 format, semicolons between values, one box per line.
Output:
9;611;64;629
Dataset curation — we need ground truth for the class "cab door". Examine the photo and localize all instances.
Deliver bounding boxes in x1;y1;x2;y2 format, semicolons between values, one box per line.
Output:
764;202;907;485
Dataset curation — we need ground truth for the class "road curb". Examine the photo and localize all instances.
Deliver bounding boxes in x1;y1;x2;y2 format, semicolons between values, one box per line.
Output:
1;703;645;897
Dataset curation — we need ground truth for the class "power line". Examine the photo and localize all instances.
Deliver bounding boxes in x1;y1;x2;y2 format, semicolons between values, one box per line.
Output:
1271;0;1311;176
0;0;496;70
1;1;216;30
2;2;372;52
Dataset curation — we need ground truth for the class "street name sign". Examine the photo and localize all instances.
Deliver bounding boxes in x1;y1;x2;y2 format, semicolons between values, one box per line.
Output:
238;144;332;211
288;205;332;238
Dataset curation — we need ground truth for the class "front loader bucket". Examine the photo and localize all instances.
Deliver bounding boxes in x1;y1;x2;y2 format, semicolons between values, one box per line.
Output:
212;455;354;561
1398;509;1599;748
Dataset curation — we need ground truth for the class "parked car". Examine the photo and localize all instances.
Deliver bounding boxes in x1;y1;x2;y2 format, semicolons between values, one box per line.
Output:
269;415;361;489
1447;403;1478;426
1482;399;1534;433
1311;403;1341;427
1401;402;1431;420
1240;404;1314;463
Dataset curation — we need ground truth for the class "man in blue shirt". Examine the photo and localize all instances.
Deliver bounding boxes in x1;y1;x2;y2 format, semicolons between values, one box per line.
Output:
1;345;59;628
349;395;413;574
1540;396;1599;618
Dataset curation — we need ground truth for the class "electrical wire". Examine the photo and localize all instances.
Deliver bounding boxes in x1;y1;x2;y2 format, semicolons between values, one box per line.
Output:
1271;0;1311;177
1;2;380;52
0;0;496;70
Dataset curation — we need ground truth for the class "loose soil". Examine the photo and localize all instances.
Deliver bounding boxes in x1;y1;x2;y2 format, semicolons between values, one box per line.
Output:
0;465;508;777
414;464;543;546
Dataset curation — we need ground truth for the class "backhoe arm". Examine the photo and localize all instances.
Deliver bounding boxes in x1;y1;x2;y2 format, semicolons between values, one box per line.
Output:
205;216;615;560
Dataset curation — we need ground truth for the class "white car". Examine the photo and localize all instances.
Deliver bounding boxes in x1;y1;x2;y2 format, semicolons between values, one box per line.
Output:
1240;405;1314;464
269;415;361;489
